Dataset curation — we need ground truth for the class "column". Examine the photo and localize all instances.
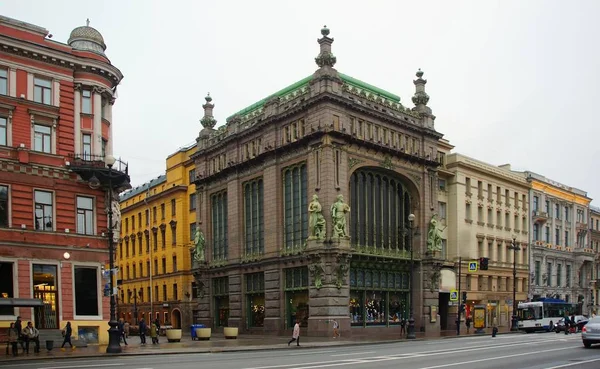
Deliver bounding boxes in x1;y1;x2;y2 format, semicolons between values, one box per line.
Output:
92;89;102;156
26;73;33;100
53;80;60;107
8;68;16;97
107;100;114;156
74;86;81;155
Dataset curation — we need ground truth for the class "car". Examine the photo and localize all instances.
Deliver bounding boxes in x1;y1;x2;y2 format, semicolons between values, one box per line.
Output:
554;315;588;333
582;316;600;348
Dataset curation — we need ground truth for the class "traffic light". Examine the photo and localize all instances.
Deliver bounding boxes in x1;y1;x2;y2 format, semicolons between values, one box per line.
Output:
479;257;489;271
462;292;467;304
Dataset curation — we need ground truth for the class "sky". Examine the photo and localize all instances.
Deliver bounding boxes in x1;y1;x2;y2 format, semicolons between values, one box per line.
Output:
2;0;599;202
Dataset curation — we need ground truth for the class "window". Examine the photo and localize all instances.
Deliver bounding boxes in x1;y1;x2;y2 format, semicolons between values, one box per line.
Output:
564;231;569;247
533;224;539;241
283;164;308;250
101;139;107;158
154;259;158;277
161;203;165;220
0;69;7;96
189;169;196;184
212;191;228;260
190;222;196;241
0;262;14;315
438;179;446;191
438;202;447;220
173;283;178;301
144;210;148;226
192;282;198;299
171;223;176;245
557;264;562;287
0;117;7;146
534;261;541;286
189;193;197;211
171;199;176;217
146;261;150;277
76;196;94;235
74;267;99;316
533;196;539;211
161;228;166;249
244;178;264;256
565;207;570;222
566;265;571;287
162;257;166;274
153;207;157;223
172;256;177;272
81;134;92;160
546;262;552;287
163;284;167;301
245;272;265;328
555;204;560;219
34;77;52;104
82;90;92;114
34;190;53;231
545;226;550;243
0;185;8;227
555;228;560;245
132;264;136;278
545;200;550;214
139;262;143;278
33;124;51;153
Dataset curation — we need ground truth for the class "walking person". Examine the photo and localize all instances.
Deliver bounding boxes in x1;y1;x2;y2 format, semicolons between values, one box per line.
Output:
61;322;74;350
139;318;147;345
400;317;406;337
8;322;18;356
154;319;161;343
288;320;300;346
564;315;570;335
123;320;130;339
332;319;340;338
118;319;128;345
465;315;472;334
150;321;159;344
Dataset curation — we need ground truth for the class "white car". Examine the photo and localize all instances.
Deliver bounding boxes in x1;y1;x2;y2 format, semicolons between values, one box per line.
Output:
582;316;600;348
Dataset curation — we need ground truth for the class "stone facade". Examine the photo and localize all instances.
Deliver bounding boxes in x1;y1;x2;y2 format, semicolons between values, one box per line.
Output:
590;206;600;313
190;27;445;337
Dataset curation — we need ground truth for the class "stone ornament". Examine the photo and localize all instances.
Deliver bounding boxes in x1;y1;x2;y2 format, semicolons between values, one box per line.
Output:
331;194;350;239
334;255;350;289
308;194;326;240
426;214;446;252
308;261;325;289
192;229;205;262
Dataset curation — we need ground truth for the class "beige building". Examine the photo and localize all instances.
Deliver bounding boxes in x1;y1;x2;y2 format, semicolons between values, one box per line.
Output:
440;154;530;328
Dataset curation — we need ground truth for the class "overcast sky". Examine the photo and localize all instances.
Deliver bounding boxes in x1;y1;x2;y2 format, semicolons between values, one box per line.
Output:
3;0;599;203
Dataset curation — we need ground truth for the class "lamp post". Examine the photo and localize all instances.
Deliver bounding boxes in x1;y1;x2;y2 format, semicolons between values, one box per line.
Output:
509;235;521;332
407;213;416;339
104;155;121;353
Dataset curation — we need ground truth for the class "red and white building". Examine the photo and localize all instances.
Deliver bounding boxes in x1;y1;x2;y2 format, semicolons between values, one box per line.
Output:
0;15;129;344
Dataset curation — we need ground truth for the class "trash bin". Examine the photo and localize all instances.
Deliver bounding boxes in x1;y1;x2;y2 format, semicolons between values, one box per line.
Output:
46;340;54;351
190;324;205;340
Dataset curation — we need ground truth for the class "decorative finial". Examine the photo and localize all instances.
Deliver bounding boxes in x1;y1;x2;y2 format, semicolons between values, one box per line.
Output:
200;93;216;129
315;25;336;68
86;18;90;27
416;68;424;78
205;92;212;103
321;25;330;37
412;68;430;107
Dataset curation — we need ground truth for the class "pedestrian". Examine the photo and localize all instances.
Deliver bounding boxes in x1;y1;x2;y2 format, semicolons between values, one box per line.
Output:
118;319;128;345
332;319;340;338
564;315;570;335
7;322;18;356
400;317;406;337
570;314;577;333
139;318;147;345
61;322;74;350
150;322;159;344
154;318;161;343
14;316;25;352
465;315;472;334
22;321;40;354
288;320;300;346
124;320;130;338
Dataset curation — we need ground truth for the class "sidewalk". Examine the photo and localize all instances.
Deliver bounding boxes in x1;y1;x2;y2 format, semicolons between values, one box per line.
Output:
0;328;521;363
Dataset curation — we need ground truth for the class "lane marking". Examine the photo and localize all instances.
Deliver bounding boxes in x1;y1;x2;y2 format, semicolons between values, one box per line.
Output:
39;364;125;369
544;357;600;369
330;351;375;357
288;350;337;356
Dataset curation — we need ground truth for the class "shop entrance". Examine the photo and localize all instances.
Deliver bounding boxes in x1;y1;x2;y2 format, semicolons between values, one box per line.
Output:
32;264;58;329
438;292;449;330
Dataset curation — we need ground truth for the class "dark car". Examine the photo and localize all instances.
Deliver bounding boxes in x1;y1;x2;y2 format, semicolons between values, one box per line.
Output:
554;315;588;333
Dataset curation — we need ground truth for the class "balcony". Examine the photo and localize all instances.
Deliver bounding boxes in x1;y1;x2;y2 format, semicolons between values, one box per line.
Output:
67;154;131;192
532;210;549;223
576;221;587;232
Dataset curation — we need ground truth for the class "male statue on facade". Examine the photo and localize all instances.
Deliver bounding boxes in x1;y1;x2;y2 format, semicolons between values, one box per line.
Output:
331;194;350;238
427;214;446;252
308;194;326;240
192;229;205;262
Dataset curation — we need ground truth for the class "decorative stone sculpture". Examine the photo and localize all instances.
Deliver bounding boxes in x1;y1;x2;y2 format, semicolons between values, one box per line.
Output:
334;256;350;289
192;229;205;262
308;262;325;289
331;194;350;238
308;194;326;240
426;214;446;252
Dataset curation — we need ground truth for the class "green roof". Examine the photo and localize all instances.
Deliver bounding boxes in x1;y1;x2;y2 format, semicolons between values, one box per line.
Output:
226;72;401;122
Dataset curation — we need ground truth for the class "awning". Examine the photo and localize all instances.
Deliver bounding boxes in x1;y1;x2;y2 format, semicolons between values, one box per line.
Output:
0;298;44;307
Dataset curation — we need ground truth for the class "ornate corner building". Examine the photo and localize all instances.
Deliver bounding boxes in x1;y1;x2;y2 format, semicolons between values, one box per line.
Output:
190;27;446;337
0;16;129;343
117;144;197;330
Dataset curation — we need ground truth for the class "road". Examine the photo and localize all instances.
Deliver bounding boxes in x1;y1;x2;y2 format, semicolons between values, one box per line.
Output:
3;333;599;369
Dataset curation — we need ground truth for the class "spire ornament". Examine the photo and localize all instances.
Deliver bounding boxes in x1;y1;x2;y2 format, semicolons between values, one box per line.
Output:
200;93;217;129
315;25;337;68
412;68;430;106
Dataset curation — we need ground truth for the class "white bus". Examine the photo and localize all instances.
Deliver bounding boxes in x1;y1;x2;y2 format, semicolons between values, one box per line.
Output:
517;299;579;333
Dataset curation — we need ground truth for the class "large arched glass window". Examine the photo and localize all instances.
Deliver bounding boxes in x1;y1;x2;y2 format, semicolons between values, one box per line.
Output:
350;168;412;250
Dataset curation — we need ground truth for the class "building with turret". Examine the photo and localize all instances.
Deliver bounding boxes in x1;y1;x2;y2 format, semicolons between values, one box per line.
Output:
0;16;129;345
190;26;446;337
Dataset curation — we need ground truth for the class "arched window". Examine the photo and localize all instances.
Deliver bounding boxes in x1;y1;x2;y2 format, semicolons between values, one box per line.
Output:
350;168;412;250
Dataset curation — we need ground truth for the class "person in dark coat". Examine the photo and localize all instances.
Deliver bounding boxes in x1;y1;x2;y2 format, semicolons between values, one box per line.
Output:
118;319;128;345
61;322;74;350
154;319;161;343
139;319;147;344
14;316;25;351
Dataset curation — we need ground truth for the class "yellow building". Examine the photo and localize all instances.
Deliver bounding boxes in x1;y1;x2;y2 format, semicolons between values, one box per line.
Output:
117;143;197;329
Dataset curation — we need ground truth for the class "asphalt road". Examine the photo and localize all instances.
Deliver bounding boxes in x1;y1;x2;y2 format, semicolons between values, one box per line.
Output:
3;333;600;369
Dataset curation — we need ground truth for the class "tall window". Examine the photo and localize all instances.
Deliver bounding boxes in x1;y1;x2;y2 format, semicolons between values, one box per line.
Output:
244;178;264;256
534;261;541;286
162;284;167;300
545;200;550;214
82;90;92;114
76;196;94;235
34;77;52;104
555;204;560;219
33;124;51;153
173;284;178;300
283;164;308;250
82;133;92;159
555;227;560;245
161;203;165;219
0;69;7;95
190;222;197;241
188;169;195;184
0;262;14;315
211;191;228;260
557;264;562;287
34;190;53;231
171;199;176;217
533;196;539;211
438;201;447;221
171;223;176;245
0;185;8;227
533;224;539;241
545;226;550;243
566;265;571;287
74;266;98;316
564;231;569;247
161;257;166;274
172;256;177;272
350;169;411;250
189;193;197;211
0;117;7;146
101;139;107;158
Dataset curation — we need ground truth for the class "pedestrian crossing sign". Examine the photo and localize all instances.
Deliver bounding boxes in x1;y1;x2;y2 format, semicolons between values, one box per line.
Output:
469;261;478;272
450;289;458;301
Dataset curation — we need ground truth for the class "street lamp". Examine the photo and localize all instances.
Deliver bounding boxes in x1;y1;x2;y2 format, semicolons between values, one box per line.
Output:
509;235;521;332
407;213;416;339
97;155;122;353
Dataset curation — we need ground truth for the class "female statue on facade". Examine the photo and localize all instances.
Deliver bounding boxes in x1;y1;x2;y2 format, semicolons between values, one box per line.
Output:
308;194;326;240
192;229;205;262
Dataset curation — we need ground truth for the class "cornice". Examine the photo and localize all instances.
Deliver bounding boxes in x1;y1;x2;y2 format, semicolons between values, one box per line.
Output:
121;185;188;213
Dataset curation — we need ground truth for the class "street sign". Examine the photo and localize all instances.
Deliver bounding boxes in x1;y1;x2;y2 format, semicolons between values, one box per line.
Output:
450;289;458;301
468;261;478;272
